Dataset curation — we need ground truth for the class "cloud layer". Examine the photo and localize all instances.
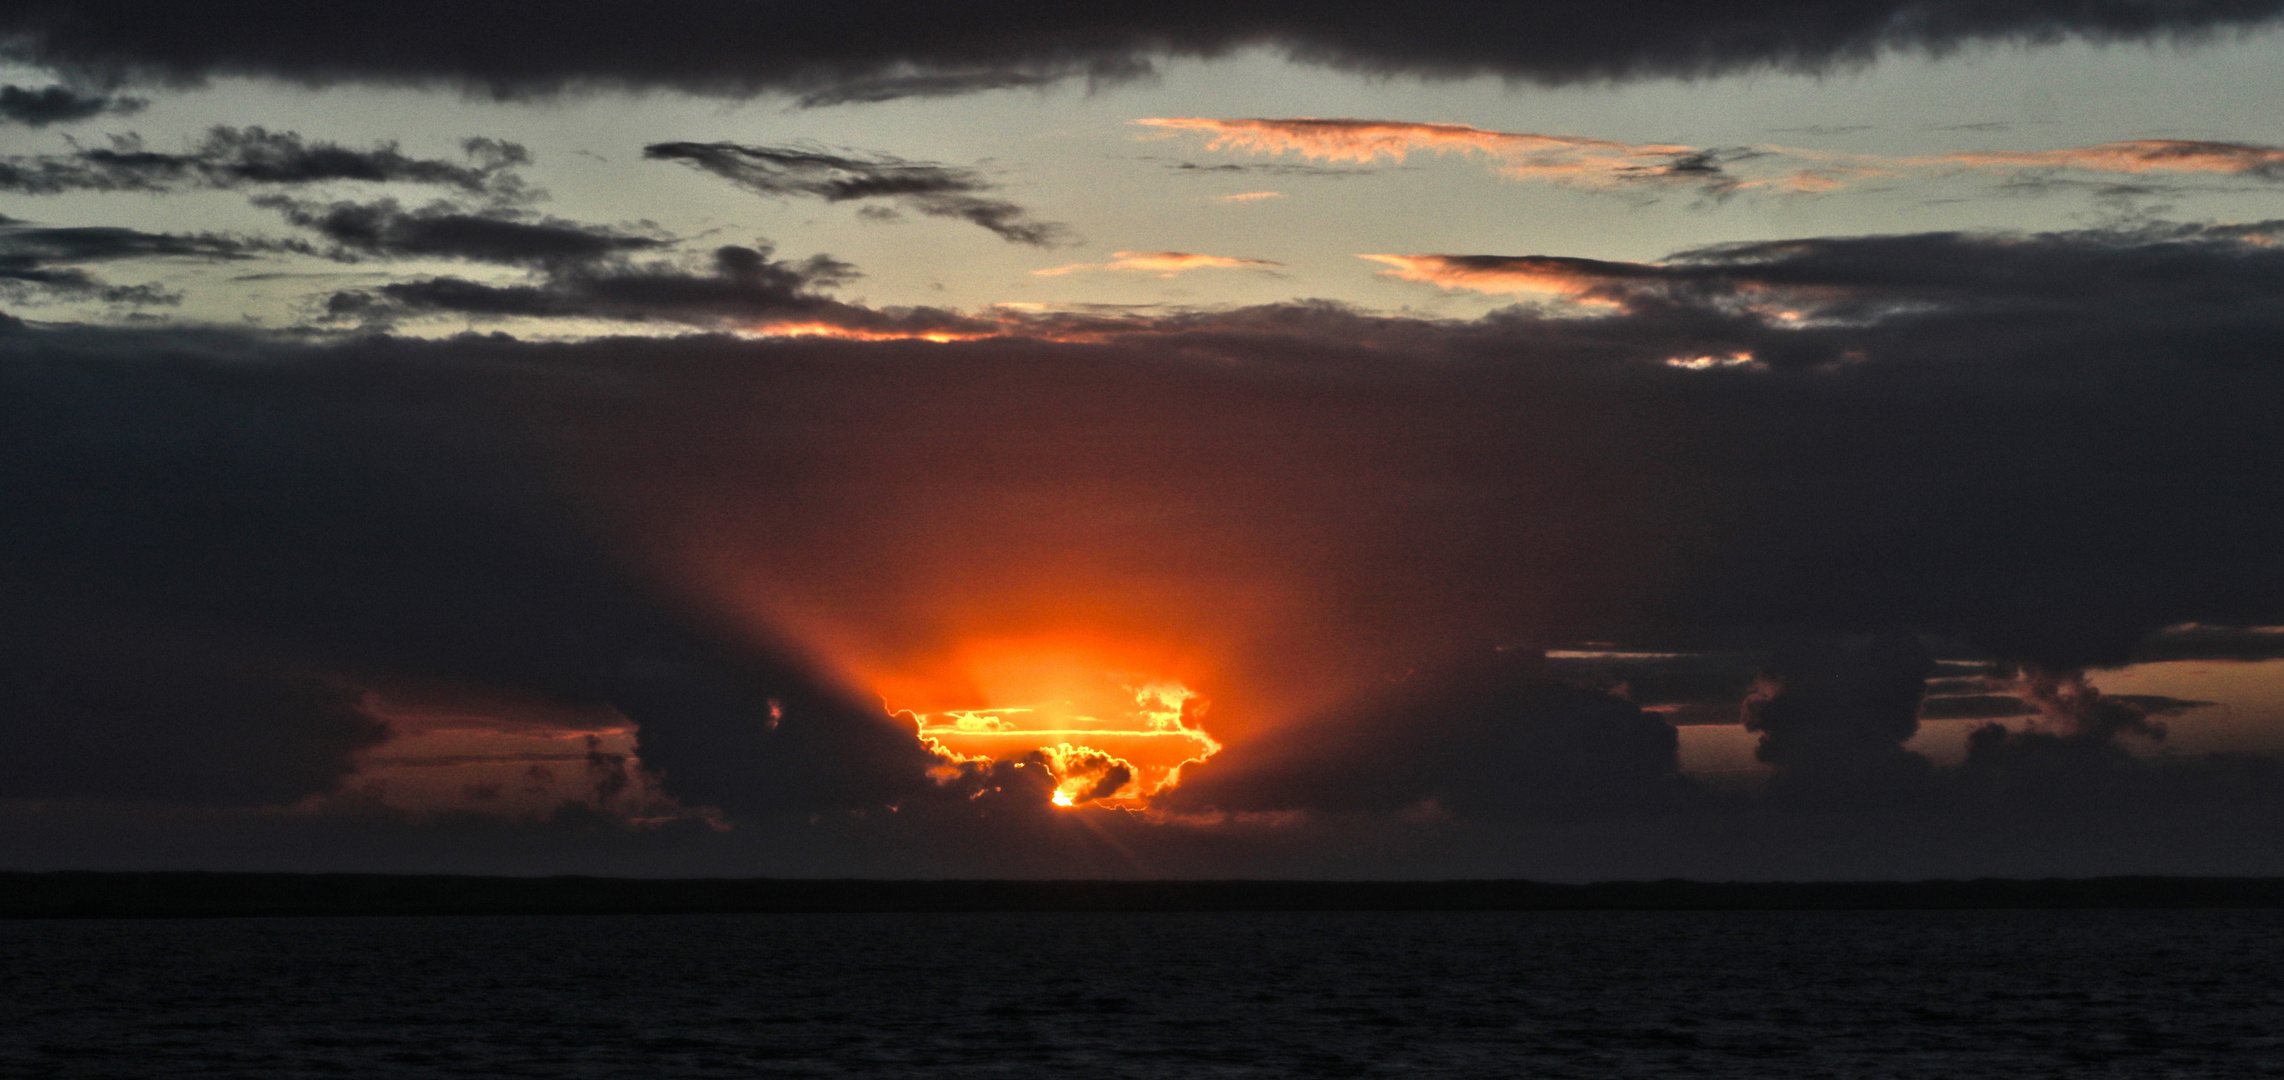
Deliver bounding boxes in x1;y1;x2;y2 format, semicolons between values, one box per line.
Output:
8;214;2284;875
4;1;2278;99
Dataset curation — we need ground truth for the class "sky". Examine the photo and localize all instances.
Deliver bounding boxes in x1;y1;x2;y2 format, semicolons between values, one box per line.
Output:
8;0;2284;879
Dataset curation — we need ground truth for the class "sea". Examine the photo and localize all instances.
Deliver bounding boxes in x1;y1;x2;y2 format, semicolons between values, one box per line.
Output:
3;909;2280;1077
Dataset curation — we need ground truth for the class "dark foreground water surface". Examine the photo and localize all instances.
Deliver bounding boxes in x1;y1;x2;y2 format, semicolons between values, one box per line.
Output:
4;909;2281;1078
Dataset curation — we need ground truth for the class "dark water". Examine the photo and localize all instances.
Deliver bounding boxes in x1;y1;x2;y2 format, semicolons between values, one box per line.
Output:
3;910;2281;1078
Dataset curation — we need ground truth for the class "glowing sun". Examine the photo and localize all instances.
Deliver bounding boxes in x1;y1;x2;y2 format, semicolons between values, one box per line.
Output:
879;637;1220;807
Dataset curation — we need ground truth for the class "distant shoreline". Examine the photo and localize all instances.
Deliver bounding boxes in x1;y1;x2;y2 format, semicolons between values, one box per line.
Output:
5;874;2284;918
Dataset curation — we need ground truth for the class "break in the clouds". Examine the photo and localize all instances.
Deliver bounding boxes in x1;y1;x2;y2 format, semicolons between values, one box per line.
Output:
0;127;530;197
643;141;1072;246
2;0;2277;99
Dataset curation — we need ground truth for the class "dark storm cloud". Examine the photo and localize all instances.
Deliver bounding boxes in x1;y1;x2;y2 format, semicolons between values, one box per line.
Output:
0;327;935;811
644;142;1073;246
0;82;139;125
0;127;529;196
1;0;2277;99
255;196;670;267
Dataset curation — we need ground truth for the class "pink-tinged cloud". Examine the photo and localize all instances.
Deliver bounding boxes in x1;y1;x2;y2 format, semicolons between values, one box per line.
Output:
1214;190;1284;202
1137;117;1726;189
1360;253;1658;301
1944;139;2284;177
1035;251;1283;277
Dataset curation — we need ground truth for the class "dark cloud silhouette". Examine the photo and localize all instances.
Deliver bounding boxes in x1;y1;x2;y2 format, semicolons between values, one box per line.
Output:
2128;623;2284;662
0;327;934;812
0;83;140;125
1742;634;1935;807
321;242;992;337
1165;650;1687;821
255;196;669;266
0;216;278;306
0;127;529;197
645;142;1072;246
1;1;2276;99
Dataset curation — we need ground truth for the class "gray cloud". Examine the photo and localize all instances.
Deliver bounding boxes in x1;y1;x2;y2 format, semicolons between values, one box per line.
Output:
0;83;141;125
1;1;2277;100
0;216;282;307
644;141;1074;246
256;196;671;267
0;128;530;197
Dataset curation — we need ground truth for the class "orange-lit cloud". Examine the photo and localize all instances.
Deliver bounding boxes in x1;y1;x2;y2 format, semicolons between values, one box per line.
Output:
747;320;1000;343
1033;251;1283;277
1943;139;2284;176
1146;120;2284;198
1214;190;1284;202
884;639;1221;807
1359;252;1654;302
1138;116;1671;164
1137;117;1748;191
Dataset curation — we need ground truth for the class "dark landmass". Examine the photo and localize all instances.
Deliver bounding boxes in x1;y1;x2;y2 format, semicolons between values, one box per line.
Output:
6;874;2284;918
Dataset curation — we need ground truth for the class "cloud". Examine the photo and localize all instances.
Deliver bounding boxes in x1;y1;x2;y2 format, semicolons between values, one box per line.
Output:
0;326;936;814
791;70;1061;108
1157;123;2284;201
1168;161;1375;178
1164;650;1688;820
1032;251;1282;277
9;214;2284;872
0;216;283;307
1741;634;1937;807
643;141;1073;246
0;128;530;197
1945;139;2284;178
1213;191;1284;202
2129;624;2284;662
0;83;141;125
1;1;2275;99
320;242;999;340
1360;253;1662;300
1140;117;1748;194
255;196;670;266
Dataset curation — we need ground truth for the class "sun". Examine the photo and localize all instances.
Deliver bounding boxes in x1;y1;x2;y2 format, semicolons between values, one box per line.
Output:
883;636;1221;808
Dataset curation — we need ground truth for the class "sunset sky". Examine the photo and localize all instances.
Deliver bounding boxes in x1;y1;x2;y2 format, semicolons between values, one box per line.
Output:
8;1;2284;879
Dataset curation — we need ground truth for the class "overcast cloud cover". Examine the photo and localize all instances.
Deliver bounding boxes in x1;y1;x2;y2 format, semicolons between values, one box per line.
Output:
5;0;2284;878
